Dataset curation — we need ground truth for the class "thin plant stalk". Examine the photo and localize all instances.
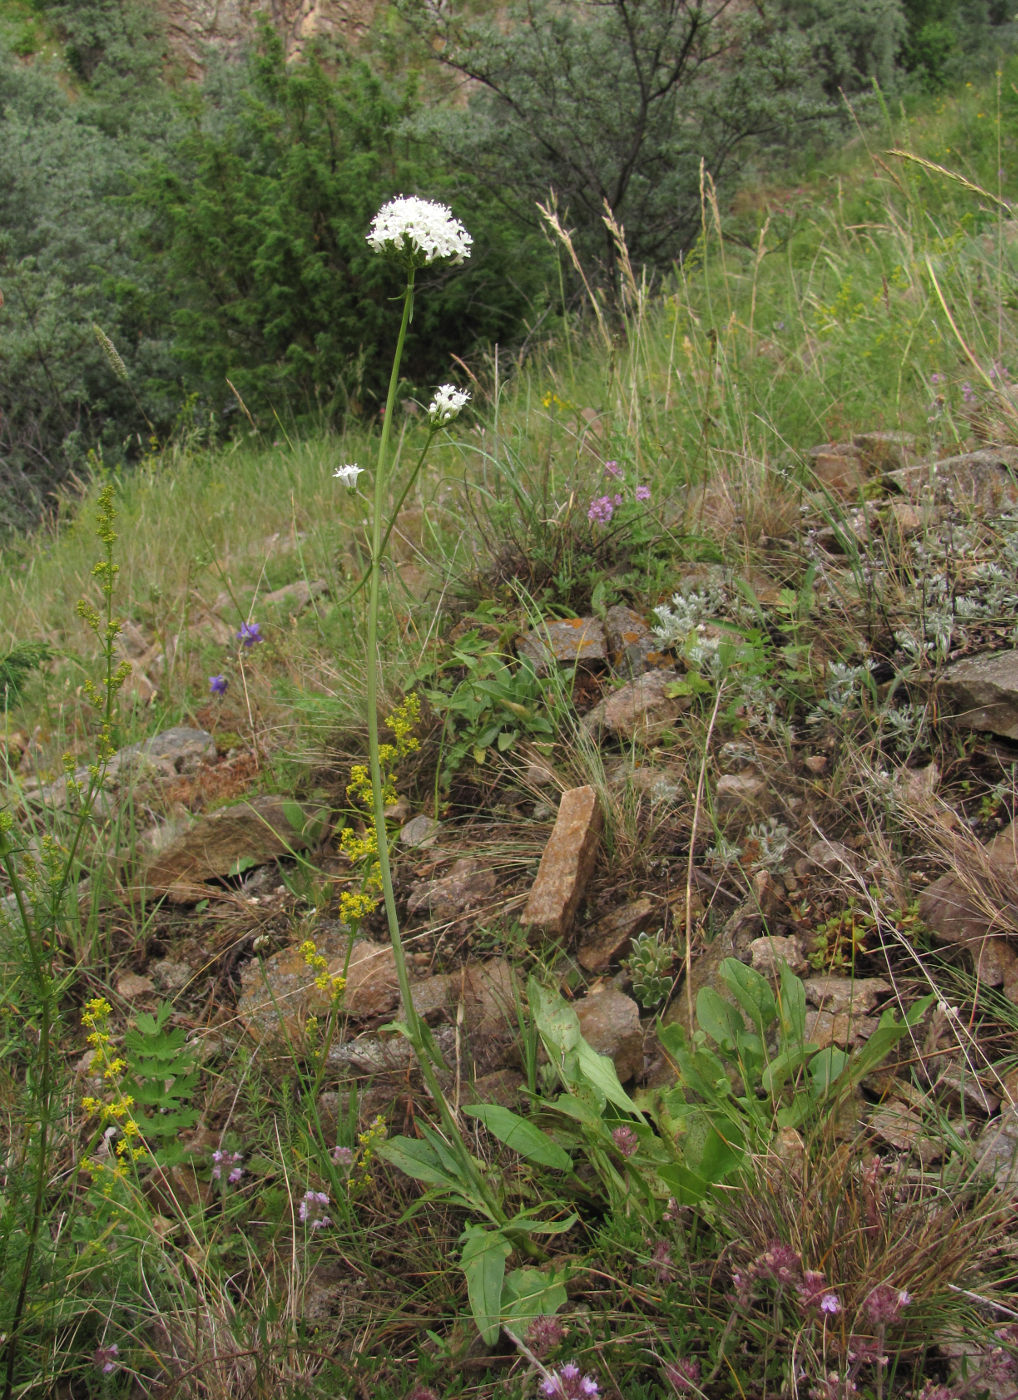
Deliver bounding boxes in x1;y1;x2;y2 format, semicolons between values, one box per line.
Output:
361;246;509;1230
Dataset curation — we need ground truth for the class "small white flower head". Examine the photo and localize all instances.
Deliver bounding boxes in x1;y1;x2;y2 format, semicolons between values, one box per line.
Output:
333;463;364;490
367;196;472;268
428;384;470;425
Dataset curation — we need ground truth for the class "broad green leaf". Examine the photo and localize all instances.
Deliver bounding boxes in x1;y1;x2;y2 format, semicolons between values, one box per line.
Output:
777;962;807;1041
528;977;581;1057
504;1209;578;1235
575;1039;641;1114
761;1041;818;1095
719;958;776;1028
377;1136;460;1190
808;1046;850;1094
500;1267;568;1335
460;1226;511;1345
462;1104;574;1171
695;987;744;1049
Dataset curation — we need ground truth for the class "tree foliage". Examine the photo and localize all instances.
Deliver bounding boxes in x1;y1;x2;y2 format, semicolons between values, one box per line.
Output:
0;36;176;531
397;0;907;273
131;28;548;429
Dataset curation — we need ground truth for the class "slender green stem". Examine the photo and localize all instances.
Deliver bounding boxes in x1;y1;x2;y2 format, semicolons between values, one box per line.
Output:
363;275;511;1231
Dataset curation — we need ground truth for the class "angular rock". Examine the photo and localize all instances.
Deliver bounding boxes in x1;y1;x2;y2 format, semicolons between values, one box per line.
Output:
463;958;520;1035
516;617;607;675
939;650;1018;741
520;786;602;939
574;985;643;1084
852;430;917;472
24;726;216;809
748;934;808;977
810;447;867;497
405;858;498;921
715;772;768;814
805;1008;878;1049
260;579;328;612
582;669;686;744
603;604;665;676
116;972;155;1000
803;975;891;1016
974;1105;1018;1194
344;940;400;1019
918;821;1018;947
578;897;657;973
138;794;328;902
399;814;441;848
237;931;399;1044
889;446;1018;512
868;1101;943;1162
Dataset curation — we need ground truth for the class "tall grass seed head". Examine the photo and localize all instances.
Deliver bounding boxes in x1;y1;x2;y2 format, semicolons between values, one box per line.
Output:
368;195;472;267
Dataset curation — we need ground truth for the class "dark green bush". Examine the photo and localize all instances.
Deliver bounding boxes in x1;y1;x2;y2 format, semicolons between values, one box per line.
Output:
130;27;551;428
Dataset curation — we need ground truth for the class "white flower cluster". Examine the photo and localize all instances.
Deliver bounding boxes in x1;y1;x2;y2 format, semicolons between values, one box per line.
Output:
428;384;470;425
367;196;472;268
333;463;363;489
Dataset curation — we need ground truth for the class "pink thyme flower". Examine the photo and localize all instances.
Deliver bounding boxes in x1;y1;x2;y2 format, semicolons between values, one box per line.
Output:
93;1343;119;1374
526;1314;566;1358
864;1283;912;1325
211;1149;244;1184
299;1189;332;1230
664;1358;701;1393
587;495;614;524
612;1125;638;1157
540;1362;600;1398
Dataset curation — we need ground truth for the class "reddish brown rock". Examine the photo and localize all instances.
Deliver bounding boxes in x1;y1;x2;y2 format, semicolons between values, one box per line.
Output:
582;669;686;744
939;650;1018;741
521;786;603;939
918;821;1018;947
574;985;643;1084
138;794;329;902
516;616;607;674
578;897;657;973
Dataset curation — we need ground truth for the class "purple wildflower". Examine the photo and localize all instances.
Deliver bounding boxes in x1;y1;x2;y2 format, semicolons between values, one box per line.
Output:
209;674;228;695
526;1314;566;1358
93;1343;119;1374
612;492;623;506
864;1284;912;1325
237;621;263;648
820;1293;841;1316
759;1242;802;1286
540;1362;600;1398
930;372;943;384
634;484;651;501
587;496;614;524
961;381;977;404
331;1145;355;1167
664;1358;701;1393
650;1239;675;1284
604;460;622;478
211;1149;244;1183
299;1188;331;1230
612;1125;638;1157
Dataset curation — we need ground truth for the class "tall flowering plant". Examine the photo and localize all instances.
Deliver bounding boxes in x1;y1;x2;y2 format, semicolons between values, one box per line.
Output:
350;195;508;1224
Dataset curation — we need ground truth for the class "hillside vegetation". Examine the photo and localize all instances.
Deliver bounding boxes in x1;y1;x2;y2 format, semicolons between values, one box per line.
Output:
2;14;1018;1400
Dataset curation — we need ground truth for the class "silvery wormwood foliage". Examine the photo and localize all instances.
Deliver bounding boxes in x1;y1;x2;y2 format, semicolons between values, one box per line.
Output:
367;195;472;268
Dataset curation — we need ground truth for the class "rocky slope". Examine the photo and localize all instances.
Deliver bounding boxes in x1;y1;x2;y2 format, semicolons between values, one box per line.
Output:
155;0;384;72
